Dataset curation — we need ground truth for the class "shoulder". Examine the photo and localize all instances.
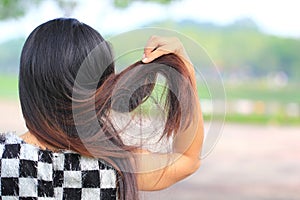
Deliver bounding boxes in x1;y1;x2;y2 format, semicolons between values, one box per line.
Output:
0;132;24;144
0;133;40;162
0;133;25;157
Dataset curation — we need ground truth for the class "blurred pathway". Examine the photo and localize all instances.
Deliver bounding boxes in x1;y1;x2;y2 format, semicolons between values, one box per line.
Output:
0;99;27;134
141;124;300;200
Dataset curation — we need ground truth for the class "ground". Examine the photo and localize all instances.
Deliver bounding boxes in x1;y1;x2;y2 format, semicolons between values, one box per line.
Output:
141;124;300;200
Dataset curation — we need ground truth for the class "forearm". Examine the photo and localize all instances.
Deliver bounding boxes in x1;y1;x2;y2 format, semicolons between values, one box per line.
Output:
135;152;200;191
173;67;204;160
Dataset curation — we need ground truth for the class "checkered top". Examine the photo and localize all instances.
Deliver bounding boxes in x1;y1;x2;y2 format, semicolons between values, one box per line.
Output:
0;133;118;200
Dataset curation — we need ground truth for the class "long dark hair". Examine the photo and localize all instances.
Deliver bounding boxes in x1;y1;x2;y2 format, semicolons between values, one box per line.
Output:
19;18;196;199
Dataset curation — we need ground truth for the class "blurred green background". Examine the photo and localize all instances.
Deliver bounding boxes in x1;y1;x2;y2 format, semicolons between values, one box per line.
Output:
0;0;299;125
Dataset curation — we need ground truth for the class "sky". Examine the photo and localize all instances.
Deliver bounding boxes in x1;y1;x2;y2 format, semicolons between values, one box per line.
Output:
0;0;299;43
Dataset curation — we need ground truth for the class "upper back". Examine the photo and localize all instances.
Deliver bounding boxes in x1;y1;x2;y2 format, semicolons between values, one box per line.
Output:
0;133;118;200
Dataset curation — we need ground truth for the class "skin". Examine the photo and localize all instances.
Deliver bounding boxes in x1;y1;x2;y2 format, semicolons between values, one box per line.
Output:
21;35;204;191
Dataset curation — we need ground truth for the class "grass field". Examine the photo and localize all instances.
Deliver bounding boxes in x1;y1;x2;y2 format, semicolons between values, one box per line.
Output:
224;81;300;103
0;75;18;99
1;75;299;125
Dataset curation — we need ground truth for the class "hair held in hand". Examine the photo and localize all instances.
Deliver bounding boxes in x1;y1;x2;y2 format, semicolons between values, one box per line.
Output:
19;18;197;200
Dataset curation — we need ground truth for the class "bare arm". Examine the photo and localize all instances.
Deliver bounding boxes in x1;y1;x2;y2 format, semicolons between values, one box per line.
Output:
134;35;204;191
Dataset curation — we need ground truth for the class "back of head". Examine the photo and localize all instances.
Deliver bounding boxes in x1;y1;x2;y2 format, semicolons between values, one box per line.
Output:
19;18;115;140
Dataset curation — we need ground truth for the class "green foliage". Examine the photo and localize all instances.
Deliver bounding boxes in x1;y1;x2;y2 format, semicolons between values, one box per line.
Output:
215;113;300;125
1;19;300;81
0;0;174;19
113;0;175;8
0;0;78;19
151;19;300;80
225;82;300;103
113;0;131;8
0;0;41;19
1;19;300;80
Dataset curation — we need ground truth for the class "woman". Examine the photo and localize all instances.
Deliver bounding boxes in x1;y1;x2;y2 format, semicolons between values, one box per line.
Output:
0;18;203;199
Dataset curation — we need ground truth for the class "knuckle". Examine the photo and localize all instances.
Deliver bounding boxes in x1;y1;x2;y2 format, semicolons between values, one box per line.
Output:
150;35;159;41
150;35;158;39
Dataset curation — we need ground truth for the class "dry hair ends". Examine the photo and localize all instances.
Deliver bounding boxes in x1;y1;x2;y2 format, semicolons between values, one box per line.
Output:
19;18;197;200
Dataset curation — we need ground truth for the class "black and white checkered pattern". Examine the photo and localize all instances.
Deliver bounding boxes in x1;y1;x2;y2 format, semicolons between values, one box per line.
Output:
0;133;118;200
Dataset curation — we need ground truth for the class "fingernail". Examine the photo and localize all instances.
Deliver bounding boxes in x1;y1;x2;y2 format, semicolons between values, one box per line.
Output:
142;53;146;59
142;57;148;63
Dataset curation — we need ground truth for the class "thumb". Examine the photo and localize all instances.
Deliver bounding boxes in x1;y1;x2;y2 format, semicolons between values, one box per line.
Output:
142;47;172;63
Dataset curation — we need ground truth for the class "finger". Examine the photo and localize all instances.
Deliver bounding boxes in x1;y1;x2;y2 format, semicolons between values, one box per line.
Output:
142;45;173;63
143;35;166;58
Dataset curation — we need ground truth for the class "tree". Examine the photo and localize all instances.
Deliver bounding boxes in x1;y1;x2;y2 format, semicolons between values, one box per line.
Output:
0;0;40;19
0;0;176;20
0;0;77;19
113;0;174;8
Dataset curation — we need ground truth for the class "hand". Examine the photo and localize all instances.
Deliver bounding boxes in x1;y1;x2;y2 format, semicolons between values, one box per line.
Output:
142;35;196;87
